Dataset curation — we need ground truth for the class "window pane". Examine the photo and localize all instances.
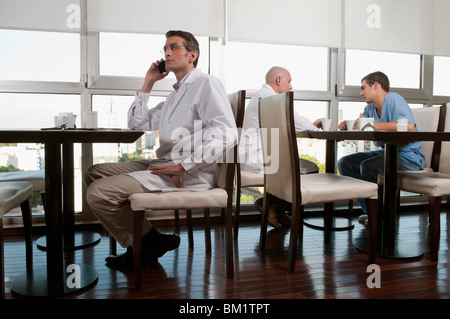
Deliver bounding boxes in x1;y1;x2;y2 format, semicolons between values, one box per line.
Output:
0;29;80;82
337;101;380;163
0;93;80;128
295;101;327;166
433;56;450;96
345;49;421;89
99;32;209;79
0;93;81;212
92;95;165;164
221;41;328;92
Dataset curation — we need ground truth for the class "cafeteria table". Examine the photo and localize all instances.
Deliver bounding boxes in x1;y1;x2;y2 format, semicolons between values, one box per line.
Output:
0;129;144;297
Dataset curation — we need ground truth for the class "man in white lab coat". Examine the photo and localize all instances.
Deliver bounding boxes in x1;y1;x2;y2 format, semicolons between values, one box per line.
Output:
85;30;237;270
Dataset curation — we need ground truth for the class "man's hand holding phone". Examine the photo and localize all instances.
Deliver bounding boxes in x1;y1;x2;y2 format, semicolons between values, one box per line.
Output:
141;59;169;93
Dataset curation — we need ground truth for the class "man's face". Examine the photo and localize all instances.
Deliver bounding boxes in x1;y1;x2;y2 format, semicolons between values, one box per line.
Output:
360;80;376;103
163;36;195;72
279;71;293;93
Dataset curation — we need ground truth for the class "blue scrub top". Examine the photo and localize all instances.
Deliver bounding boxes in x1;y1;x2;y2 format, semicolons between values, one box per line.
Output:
362;92;425;169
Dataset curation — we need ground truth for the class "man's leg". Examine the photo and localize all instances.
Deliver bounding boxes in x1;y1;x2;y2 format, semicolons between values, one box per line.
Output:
86;174;180;269
85;160;149;186
338;150;384;214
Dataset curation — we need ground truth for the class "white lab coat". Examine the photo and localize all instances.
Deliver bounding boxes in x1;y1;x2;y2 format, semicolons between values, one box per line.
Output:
127;68;237;191
240;83;319;173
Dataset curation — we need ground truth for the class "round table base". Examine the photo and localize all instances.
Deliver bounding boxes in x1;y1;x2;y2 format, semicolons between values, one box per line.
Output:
303;216;354;231
11;264;98;297
354;237;424;259
37;231;101;251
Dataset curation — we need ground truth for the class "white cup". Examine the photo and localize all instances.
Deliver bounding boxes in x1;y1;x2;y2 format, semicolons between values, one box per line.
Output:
359;117;375;131
321;119;332;131
60;112;77;128
83;111;98;128
54;115;65;127
397;118;408;131
345;120;356;131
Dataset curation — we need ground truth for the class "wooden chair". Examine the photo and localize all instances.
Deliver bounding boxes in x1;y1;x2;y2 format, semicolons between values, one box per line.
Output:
166;90;246;250
258;92;379;272
125;90;244;291
0;181;33;299
396;103;450;261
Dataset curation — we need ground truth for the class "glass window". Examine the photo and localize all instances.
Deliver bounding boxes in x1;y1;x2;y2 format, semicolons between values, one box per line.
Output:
0;93;80;129
99;32;209;79
433;56;450;96
0;93;81;212
220;41;328;93
0;29;80;82
338;101;366;123
91;95;165;164
345;49;421;89
295;101;328;166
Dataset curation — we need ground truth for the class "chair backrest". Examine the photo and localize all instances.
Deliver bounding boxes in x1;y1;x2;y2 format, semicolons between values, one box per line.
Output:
258;91;299;204
216;90;246;190
437;103;450;175
411;106;443;170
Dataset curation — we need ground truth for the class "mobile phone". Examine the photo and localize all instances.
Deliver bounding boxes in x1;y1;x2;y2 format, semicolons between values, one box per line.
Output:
158;60;166;73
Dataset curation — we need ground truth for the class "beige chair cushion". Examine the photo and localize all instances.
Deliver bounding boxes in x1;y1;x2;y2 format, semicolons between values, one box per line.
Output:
400;171;450;197
0;170;45;193
240;171;264;187
0;181;33;218
129;188;228;211
300;173;378;206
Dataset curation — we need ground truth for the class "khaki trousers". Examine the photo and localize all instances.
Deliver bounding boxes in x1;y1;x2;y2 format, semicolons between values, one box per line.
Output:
85;161;153;248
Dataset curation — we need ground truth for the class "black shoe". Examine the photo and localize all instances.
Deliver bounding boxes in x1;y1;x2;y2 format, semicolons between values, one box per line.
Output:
155;233;181;257
142;228;181;258
105;247;158;271
105;249;133;271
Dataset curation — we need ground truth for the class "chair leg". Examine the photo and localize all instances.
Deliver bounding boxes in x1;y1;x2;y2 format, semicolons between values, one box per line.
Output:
1;219;5;299
259;193;271;249
40;193;46;211
20;198;33;272
204;208;211;253
109;238;117;256
174;210;180;234
224;203;234;278
287;204;302;273
133;210;145;291
233;184;241;240
366;198;378;265
429;196;441;262
186;210;194;248
323;202;334;243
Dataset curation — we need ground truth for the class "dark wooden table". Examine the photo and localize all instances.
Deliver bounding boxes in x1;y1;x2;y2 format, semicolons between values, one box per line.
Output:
0;129;144;297
298;130;450;259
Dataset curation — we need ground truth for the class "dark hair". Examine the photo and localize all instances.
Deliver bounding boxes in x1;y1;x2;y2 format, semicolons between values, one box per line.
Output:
165;30;200;67
361;71;390;92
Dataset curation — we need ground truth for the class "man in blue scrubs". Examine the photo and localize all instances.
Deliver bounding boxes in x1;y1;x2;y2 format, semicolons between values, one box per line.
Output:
337;71;425;223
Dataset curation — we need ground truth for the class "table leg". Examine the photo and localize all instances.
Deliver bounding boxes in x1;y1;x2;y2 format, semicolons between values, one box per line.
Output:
36;143;100;250
355;143;423;259
11;143;98;297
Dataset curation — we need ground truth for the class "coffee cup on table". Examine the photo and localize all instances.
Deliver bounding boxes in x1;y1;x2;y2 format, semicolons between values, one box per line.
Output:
83;111;98;129
321;119;331;131
345;120;356;131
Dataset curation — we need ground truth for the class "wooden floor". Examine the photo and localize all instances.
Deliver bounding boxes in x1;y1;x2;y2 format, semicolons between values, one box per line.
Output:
3;207;450;301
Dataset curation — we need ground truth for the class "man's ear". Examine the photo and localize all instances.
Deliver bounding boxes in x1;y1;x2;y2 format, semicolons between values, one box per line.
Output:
189;51;198;64
275;76;282;86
